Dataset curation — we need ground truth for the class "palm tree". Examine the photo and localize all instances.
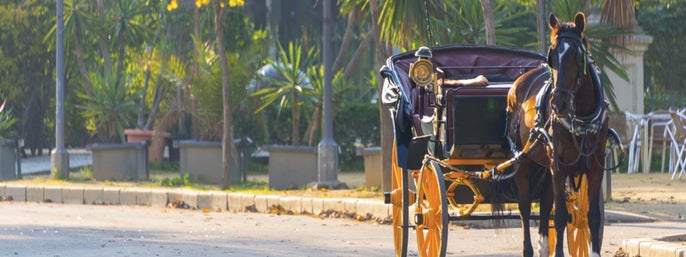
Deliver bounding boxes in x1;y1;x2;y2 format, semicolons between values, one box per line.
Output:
441;0;535;46
0;100;17;138
110;0;154;88
481;0;496;45
48;0;95;96
79;68;140;143
600;0;637;51
253;41;318;145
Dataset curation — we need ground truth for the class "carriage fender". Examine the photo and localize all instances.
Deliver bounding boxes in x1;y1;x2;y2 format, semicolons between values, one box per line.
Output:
380;65;414;169
380;65;413;134
380;65;399;105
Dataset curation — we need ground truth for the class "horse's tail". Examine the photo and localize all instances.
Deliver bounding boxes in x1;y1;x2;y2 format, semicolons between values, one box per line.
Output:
489;167;518;229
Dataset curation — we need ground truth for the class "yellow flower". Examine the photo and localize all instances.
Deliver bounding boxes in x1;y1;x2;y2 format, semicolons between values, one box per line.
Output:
195;0;202;8
203;0;210;5
229;0;244;7
167;0;178;11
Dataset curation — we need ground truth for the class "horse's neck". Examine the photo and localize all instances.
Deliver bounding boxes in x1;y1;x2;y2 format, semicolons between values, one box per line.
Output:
574;75;596;116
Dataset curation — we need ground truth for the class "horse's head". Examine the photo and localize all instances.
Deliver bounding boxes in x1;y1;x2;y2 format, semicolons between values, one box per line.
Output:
547;12;590;117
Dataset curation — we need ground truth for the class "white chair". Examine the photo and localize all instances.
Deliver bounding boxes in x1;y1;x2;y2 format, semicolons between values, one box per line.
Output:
645;111;672;173
666;110;686;180
607;112;632;173
624;112;645;174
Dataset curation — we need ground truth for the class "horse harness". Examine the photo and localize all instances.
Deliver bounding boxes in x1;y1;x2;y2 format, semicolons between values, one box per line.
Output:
539;32;609;176
503;36;608;183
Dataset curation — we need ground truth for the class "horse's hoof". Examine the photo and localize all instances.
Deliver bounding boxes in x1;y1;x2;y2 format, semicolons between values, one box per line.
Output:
537;235;549;257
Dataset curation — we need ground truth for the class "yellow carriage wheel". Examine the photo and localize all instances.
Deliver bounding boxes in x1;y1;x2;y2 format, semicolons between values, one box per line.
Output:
391;142;408;257
415;160;449;257
566;175;590;257
548;217;556;256
546;175;604;257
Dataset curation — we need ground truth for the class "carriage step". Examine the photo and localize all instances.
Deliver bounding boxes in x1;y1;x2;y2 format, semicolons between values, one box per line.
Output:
384;192;391;204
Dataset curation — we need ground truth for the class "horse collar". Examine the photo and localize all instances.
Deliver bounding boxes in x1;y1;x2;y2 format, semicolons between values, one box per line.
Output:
554;66;608;137
557;111;605;137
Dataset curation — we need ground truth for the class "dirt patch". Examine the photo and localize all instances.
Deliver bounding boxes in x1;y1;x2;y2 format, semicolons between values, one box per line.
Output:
662;235;686;246
607;172;686;221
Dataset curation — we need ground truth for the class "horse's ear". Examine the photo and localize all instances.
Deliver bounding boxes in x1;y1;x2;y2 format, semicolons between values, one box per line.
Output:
574;12;586;33
548;13;559;30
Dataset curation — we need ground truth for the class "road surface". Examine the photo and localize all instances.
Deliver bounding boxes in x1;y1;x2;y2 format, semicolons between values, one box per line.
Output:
1;202;684;256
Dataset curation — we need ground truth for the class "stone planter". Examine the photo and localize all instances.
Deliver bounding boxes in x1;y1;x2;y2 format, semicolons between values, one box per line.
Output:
362;147;382;188
124;129;170;164
91;142;149;181
267;145;317;190
178;140;220;184
0;139;18;180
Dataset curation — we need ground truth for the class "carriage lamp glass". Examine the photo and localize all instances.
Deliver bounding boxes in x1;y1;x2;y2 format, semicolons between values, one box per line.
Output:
410;59;433;88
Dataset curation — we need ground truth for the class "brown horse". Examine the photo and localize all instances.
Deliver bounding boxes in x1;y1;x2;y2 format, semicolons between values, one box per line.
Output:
506;12;608;257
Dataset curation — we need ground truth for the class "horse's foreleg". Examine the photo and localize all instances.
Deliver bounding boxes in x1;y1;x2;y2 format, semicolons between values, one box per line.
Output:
537;171;553;257
516;161;534;257
588;169;604;257
588;192;601;257
552;174;568;257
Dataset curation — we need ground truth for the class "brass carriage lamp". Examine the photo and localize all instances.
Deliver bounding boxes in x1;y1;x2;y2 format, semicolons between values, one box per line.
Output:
409;46;434;88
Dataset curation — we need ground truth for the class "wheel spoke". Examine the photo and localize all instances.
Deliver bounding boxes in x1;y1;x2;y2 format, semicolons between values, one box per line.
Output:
415;162;448;257
566;175;591;257
391;141;408;257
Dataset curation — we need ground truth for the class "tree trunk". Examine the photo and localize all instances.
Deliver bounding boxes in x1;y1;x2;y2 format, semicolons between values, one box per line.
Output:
481;0;496;45
291;89;301;145
194;5;201;39
333;8;357;73
72;24;93;97
96;0;112;71
343;29;374;79
144;73;167;131
370;0;393;192
115;20;126;89
138;48;154;129
304;104;321;146
214;2;237;188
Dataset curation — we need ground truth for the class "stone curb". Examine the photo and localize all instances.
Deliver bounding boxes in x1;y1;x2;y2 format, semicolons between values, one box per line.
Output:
0;183;390;220
623;234;686;257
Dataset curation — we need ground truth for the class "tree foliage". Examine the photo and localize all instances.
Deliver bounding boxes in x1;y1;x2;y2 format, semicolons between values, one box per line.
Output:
0;0;54;152
0;0;676;165
637;0;686;111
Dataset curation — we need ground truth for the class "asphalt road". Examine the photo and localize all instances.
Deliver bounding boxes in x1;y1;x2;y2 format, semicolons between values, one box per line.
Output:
1;202;685;257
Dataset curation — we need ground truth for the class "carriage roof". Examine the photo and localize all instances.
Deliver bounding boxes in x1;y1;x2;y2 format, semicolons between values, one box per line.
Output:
384;44;546;97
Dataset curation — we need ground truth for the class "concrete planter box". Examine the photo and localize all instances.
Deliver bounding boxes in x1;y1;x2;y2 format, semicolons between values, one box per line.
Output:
91;142;149;181
179;140;222;184
0;139;19;180
179;140;223;184
362;147;382;188
267;145;317;190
